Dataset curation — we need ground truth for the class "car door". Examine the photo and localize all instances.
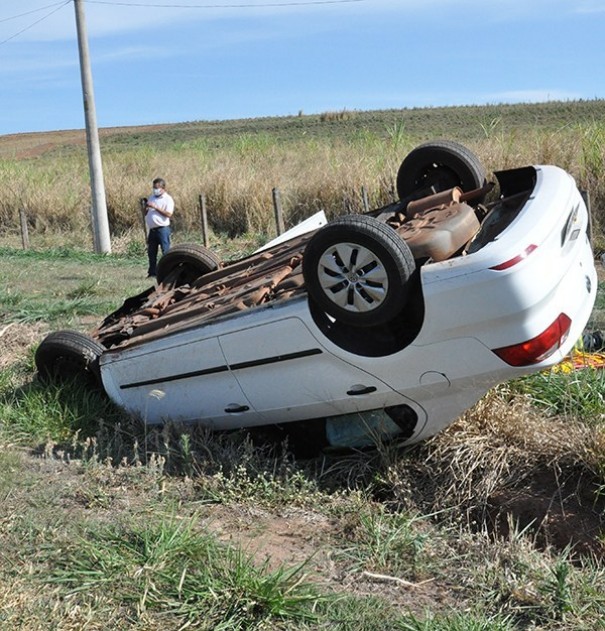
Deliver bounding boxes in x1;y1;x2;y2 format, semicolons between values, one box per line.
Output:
100;336;260;428
219;317;410;424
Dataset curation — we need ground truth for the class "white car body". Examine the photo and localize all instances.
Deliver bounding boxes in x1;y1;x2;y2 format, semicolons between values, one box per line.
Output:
96;164;596;448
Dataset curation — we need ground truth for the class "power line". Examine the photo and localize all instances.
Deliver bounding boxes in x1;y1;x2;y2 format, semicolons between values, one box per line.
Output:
0;2;66;24
0;1;71;47
0;0;363;48
85;0;366;8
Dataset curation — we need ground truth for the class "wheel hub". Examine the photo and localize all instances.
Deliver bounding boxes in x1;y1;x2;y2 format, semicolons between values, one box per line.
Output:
317;242;388;313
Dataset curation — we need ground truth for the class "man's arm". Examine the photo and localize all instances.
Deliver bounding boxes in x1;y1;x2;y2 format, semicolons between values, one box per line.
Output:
146;200;174;217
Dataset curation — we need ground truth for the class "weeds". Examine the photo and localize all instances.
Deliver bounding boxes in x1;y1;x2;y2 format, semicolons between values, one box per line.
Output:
0;369;125;443
544;555;573;619
396;612;516;631
47;516;324;629
7;296;102;324
66;279;100;299
319;109;356;122
336;504;431;578
509;367;605;422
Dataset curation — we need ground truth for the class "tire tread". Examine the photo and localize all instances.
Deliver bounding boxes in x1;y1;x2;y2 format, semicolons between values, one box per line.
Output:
396;139;486;200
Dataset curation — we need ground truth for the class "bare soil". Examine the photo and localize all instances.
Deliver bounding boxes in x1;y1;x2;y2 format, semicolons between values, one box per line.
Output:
0;124;174;160
486;468;605;557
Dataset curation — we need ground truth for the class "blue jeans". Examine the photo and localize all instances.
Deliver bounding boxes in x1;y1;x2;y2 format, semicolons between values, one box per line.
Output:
147;226;171;276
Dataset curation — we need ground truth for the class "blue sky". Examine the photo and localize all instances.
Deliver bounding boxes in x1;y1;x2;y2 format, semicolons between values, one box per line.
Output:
0;0;604;135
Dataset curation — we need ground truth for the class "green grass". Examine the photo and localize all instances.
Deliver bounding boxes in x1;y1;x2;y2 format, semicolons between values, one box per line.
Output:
0;246;149;325
335;505;431;579
86;99;605;150
317;599;517;630
46;516;323;629
4;296;109;324
0;368;126;444
394;613;517;631
508;367;605;421
1;183;605;628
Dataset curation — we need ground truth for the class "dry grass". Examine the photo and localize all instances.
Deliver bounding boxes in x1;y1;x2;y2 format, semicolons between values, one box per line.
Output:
377;389;605;558
0;322;46;370
3;113;605;245
319;109;357;122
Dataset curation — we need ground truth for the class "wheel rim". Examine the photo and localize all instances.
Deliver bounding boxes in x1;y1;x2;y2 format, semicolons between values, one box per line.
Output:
417;164;461;191
317;242;389;314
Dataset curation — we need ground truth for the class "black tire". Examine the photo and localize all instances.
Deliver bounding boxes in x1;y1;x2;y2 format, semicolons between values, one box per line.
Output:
396;140;487;201
302;215;416;327
156;243;221;286
35;330;104;384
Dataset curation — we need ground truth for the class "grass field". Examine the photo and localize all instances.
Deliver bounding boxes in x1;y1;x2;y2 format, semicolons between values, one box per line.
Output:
2;102;605;629
1;243;605;629
2;99;605;252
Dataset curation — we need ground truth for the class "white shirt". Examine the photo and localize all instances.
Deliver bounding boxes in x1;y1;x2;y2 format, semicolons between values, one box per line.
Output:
145;192;174;228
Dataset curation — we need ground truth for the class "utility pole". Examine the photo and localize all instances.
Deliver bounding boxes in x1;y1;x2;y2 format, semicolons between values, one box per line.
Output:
73;0;111;253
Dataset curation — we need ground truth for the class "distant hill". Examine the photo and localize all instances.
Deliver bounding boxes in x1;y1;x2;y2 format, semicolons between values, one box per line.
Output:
2;99;604;160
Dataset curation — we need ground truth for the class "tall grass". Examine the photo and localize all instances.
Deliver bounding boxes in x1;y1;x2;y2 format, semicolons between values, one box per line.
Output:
4;118;605;242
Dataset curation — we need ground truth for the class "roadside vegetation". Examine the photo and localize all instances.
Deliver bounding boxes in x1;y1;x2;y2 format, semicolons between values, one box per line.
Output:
2;99;605;252
2;102;605;628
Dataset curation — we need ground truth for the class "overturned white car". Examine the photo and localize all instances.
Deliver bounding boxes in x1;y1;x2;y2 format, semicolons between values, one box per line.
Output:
36;141;597;449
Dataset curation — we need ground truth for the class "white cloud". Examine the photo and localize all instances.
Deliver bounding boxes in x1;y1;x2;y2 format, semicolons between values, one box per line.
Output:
0;52;76;75
0;0;581;43
0;0;389;42
94;44;175;63
0;43;170;78
573;1;605;13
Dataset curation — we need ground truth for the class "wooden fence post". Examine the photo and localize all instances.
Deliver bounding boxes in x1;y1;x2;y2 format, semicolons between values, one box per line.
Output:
19;209;30;250
272;187;285;236
361;186;370;213
139;198;148;240
199;193;209;247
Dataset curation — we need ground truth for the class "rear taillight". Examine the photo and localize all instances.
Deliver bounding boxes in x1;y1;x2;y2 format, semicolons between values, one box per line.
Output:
492;313;572;366
489;244;538;271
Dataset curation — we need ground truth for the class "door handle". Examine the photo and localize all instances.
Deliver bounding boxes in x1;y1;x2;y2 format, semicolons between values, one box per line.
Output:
346;385;377;396
225;404;250;414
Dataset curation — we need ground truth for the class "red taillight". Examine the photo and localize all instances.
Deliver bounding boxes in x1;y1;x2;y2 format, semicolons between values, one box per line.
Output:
490;244;538;271
492;313;572;367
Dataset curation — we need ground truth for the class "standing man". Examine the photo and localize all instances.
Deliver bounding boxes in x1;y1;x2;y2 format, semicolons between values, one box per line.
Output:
145;177;174;278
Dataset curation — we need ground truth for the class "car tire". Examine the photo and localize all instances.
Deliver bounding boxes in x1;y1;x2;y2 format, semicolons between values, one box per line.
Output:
35;330;104;384
156;243;221;286
303;214;416;327
396;140;487;201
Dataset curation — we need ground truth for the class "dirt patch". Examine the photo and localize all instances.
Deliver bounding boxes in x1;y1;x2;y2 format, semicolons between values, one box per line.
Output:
0;322;47;370
486;468;605;557
0;124;180;160
206;504;336;575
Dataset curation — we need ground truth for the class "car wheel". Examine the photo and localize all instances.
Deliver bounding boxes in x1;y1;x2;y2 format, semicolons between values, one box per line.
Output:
303;214;416;327
396;140;487;201
35;330;104;384
156;243;221;286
